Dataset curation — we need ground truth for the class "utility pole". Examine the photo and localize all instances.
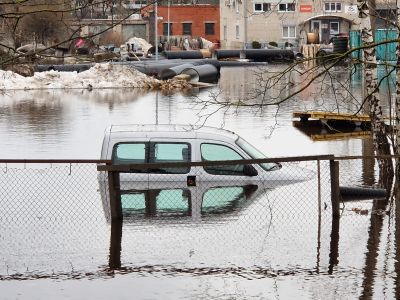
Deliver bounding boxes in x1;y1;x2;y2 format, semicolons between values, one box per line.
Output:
155;0;159;60
167;0;170;48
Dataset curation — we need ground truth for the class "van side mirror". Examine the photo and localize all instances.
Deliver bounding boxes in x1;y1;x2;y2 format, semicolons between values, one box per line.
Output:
243;165;258;177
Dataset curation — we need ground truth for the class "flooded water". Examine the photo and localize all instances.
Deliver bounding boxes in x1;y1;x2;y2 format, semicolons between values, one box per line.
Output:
0;64;378;159
0;64;398;299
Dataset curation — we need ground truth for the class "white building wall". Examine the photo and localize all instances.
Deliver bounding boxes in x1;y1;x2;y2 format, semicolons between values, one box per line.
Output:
220;0;361;49
220;0;247;48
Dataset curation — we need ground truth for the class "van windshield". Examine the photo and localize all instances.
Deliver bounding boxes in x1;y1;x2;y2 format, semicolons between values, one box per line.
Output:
236;137;280;171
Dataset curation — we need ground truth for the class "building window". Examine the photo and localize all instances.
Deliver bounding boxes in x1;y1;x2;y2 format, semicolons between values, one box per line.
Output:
223;25;227;41
282;25;296;38
278;3;295;12
324;2;342;12
182;23;192;35
254;2;271;12
163;23;173;36
236;25;240;39
134;0;146;5
205;23;215;35
330;21;340;34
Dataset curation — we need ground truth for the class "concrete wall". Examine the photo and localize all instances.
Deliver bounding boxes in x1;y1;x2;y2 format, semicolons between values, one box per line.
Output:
76;20;149;45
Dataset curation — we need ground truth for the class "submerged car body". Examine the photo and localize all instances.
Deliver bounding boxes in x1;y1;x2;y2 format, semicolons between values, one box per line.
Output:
98;124;314;221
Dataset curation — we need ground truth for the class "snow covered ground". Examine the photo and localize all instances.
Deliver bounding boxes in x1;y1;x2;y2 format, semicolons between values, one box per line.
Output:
0;63;160;90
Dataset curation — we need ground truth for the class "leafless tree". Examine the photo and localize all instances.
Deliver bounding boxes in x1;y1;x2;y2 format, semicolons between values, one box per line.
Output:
0;0;151;66
192;1;400;190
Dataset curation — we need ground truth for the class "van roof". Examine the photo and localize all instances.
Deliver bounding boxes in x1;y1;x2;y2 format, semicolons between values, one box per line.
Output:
105;124;239;141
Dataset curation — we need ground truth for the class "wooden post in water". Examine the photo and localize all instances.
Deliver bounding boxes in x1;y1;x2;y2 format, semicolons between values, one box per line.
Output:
109;220;123;269
328;211;340;274
108;170;122;221
330;160;340;218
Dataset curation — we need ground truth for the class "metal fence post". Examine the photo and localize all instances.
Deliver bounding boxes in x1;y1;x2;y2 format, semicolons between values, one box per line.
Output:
109;220;122;269
328;211;340;274
330;160;340;218
108;170;122;221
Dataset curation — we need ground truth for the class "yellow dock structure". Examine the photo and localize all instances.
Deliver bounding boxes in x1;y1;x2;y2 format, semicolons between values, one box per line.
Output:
310;131;371;141
292;111;373;141
293;111;370;123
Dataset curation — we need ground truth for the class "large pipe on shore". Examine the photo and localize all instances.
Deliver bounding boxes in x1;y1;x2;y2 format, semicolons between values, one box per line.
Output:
163;51;204;60
181;64;219;83
158;63;196;80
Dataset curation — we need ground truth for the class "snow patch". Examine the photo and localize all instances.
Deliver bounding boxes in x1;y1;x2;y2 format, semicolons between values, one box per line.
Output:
125;37;152;54
0;63;160;90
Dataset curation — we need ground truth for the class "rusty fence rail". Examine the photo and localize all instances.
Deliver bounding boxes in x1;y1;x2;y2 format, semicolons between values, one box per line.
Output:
96;155;333;221
0;155;396;279
0;154;395;223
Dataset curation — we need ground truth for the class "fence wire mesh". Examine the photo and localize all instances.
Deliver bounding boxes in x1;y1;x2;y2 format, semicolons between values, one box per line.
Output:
0;157;393;280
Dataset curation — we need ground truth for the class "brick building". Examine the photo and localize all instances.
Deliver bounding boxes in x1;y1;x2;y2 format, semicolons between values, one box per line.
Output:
71;0;219;47
142;0;220;44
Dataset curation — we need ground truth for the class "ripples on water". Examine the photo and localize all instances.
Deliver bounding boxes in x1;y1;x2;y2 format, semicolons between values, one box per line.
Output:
0;65;398;299
0;65;380;159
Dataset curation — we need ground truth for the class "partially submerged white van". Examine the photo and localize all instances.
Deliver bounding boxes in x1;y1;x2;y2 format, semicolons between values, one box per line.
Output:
100;124;311;187
99;124;314;221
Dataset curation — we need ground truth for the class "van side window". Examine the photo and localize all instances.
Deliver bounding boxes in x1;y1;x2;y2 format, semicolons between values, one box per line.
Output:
150;143;191;174
201;143;245;175
113;143;146;165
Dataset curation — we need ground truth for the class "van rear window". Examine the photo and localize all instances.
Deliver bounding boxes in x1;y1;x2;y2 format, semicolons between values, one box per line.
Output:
113;143;146;164
112;142;191;174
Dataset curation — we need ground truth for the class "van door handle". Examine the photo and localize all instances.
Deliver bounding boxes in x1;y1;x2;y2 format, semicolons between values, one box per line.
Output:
187;175;196;187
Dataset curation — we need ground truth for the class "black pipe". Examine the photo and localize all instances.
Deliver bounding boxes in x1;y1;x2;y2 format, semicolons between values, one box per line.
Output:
215;50;241;59
130;61;189;77
244;49;295;62
219;61;268;67
215;49;296;62
339;186;387;201
181;64;219;83
130;59;221;77
158;63;196;80
163;51;204;59
190;59;221;72
34;59;221;80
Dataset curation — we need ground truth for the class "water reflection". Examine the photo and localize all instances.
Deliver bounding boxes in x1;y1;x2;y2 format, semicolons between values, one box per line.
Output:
123;185;259;220
350;63;396;111
107;184;260;270
395;185;400;299
0;66;387;159
1;66;399;298
0;92;64;133
360;198;389;299
328;215;340;275
101;183;263;224
109;220;122;270
0;163;398;299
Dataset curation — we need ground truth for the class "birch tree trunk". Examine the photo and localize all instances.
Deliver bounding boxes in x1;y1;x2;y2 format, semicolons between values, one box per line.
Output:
358;0;393;187
396;1;400;175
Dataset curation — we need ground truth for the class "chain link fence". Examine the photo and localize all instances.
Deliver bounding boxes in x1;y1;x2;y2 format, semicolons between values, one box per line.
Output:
0;156;393;280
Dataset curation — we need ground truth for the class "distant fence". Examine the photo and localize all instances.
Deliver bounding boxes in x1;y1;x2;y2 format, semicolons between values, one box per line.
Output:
349;29;398;61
